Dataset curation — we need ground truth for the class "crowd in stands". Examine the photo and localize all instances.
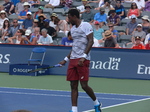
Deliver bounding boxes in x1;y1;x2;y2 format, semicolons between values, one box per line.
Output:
0;0;150;50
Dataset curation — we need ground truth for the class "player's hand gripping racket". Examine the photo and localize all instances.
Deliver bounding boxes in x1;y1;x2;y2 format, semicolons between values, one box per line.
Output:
27;64;63;73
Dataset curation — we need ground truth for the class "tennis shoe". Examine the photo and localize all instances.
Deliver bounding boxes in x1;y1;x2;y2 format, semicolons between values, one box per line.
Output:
94;103;102;112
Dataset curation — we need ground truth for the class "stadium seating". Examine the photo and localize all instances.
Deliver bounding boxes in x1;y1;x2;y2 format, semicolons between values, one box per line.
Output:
119;35;132;43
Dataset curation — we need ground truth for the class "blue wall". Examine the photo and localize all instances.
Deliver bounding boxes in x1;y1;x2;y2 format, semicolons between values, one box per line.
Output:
1;44;150;80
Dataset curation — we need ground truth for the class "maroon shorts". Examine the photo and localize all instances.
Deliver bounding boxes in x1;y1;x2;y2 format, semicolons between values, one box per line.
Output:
67;58;90;81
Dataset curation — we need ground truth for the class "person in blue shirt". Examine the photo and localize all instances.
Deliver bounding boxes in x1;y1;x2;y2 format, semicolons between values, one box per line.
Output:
94;7;107;26
61;31;73;46
18;2;31;22
22;12;33;30
115;0;126;19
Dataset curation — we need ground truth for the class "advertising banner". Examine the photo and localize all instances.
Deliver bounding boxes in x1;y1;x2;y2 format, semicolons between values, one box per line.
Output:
0;44;150;80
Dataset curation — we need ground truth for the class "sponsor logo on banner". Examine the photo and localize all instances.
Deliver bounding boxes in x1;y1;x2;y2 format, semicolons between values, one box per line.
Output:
0;54;10;64
137;64;150;74
13;68;33;73
90;57;121;70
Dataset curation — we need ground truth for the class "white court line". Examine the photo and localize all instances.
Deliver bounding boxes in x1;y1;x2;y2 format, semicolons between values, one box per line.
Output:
0;91;134;101
0;86;150;97
82;97;150;112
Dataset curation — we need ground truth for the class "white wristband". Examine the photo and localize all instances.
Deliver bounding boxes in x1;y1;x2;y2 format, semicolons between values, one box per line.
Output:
82;53;87;58
64;56;69;62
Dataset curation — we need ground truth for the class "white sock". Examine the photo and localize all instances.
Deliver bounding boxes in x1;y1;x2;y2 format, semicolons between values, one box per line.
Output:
94;99;100;105
72;106;78;112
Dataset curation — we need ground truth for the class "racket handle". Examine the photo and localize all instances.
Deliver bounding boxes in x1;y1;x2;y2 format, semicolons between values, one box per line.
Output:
54;64;63;67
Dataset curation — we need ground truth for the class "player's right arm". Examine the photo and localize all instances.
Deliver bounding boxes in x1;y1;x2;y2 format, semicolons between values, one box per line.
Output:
59;51;71;65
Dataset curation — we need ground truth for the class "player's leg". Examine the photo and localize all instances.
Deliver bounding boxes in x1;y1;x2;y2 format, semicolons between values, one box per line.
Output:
67;59;80;112
70;80;79;112
80;81;96;101
78;59;102;112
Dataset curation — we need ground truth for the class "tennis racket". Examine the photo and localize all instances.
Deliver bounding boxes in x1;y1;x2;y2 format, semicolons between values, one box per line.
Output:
27;64;63;73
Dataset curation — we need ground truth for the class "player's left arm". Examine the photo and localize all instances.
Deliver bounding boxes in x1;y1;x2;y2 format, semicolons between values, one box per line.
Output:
78;32;94;66
84;32;94;54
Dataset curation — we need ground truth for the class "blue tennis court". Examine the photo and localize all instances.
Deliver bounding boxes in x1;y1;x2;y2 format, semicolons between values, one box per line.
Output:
0;87;150;112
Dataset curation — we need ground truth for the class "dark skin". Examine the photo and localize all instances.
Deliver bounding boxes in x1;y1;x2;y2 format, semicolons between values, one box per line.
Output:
59;13;96;106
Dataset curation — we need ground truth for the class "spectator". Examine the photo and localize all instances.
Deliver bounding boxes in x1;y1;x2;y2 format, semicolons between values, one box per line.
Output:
126;14;138;35
141;15;150;34
0;19;11;43
7;29;25;44
33;6;45;19
10;19;22;37
132;24;146;43
44;0;60;9
145;38;150;49
104;30;119;48
65;16;72;31
28;19;39;32
81;4;94;24
18;2;31;23
127;2;140;18
131;36;145;49
28;0;40;8
49;13;58;29
54;17;69;36
61;31;73;46
115;0;126;19
77;0;88;14
3;0;15;15
110;0;117;7
11;0;20;6
38;14;46;31
88;0;104;8
144;0;150;11
15;0;25;14
22;29;38;45
60;0;73;11
108;9;120;26
0;10;9;30
38;28;53;45
108;23;119;39
101;0;114;16
0;5;5;12
44;19;57;37
22;12;33;30
144;28;150;44
133;0;145;11
30;27;41;41
94;7;107;26
93;21;104;47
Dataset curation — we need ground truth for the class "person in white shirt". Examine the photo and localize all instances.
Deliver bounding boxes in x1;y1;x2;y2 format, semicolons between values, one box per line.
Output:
44;0;60;9
0;10;9;30
77;0;88;14
133;0;145;11
38;28;53;45
59;8;102;112
88;0;104;8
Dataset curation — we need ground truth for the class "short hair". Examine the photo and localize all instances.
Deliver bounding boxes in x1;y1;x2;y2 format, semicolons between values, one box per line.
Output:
67;31;71;37
68;8;80;19
41;28;47;33
18;29;25;35
116;0;121;3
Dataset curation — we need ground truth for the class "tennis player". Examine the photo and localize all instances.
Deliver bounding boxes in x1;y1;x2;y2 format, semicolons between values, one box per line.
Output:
59;9;102;112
